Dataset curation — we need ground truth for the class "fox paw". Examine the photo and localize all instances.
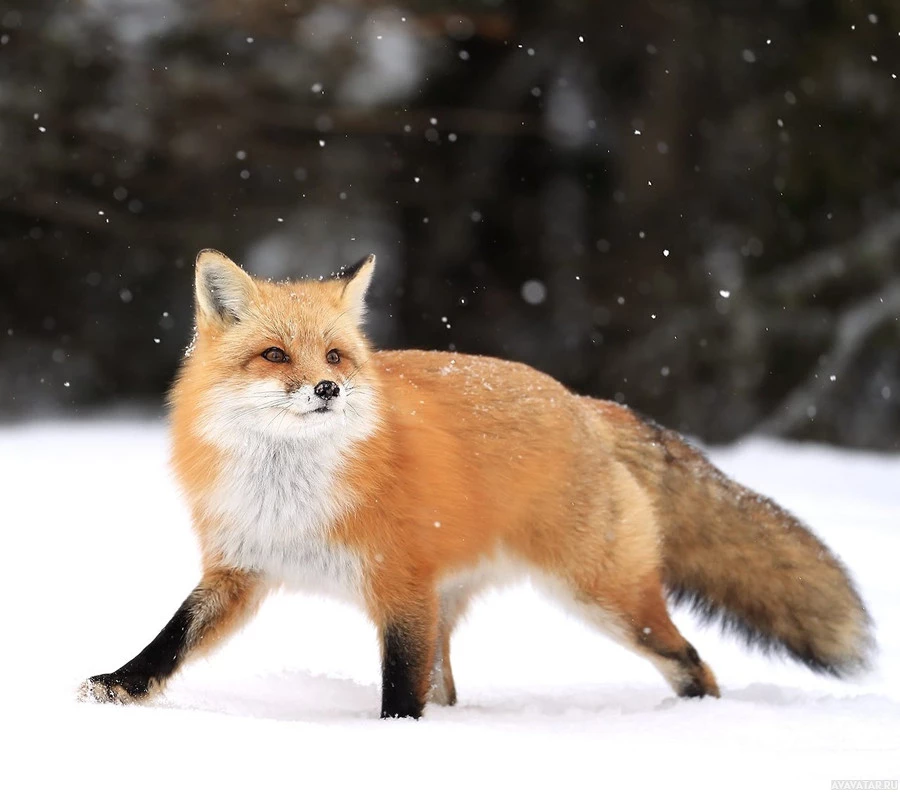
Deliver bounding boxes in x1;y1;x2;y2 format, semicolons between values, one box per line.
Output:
78;673;154;704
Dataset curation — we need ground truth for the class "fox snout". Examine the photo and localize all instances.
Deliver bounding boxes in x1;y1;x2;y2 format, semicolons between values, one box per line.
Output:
282;379;345;417
286;379;341;400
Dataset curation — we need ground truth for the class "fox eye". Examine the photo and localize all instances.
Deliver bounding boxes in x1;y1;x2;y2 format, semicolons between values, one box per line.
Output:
326;349;341;365
262;347;288;363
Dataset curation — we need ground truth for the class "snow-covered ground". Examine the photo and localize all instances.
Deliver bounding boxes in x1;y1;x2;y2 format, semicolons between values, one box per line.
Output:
2;421;898;791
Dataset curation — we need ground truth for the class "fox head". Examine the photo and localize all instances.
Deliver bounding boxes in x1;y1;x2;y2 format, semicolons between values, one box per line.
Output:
180;249;380;445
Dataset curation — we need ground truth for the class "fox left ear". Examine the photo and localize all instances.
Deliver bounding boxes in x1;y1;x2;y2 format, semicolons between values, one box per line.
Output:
340;254;376;325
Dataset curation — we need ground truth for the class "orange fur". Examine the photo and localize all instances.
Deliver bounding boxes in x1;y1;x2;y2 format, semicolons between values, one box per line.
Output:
84;249;872;715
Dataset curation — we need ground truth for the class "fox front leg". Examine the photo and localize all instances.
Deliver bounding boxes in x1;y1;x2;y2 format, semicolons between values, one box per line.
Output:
379;596;439;719
79;568;265;704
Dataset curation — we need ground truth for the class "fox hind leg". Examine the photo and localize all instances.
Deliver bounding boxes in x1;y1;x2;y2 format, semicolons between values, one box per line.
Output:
629;580;720;698
428;588;475;706
547;570;720;699
429;623;457;706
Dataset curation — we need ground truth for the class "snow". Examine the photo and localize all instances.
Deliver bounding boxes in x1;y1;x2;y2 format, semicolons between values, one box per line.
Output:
521;279;547;305
2;422;898;791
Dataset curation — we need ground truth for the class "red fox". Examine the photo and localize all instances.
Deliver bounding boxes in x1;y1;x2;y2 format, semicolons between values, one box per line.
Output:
80;249;874;718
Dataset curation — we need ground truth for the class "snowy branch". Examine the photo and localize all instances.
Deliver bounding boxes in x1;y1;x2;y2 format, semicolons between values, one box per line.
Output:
755;279;900;436
759;212;900;298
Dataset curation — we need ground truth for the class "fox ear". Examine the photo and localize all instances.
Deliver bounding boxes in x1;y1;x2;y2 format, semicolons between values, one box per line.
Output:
340;253;376;325
195;249;255;325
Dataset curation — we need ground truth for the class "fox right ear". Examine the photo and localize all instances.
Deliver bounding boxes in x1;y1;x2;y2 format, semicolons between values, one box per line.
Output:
339;253;376;326
194;249;255;326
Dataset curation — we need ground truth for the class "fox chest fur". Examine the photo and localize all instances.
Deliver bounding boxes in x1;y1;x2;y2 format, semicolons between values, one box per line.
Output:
199;433;365;601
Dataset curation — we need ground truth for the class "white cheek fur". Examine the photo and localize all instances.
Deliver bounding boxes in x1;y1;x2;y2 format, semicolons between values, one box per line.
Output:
191;378;381;602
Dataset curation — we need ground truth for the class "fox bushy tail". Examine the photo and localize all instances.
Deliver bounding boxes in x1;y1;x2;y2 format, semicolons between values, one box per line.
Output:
614;409;874;676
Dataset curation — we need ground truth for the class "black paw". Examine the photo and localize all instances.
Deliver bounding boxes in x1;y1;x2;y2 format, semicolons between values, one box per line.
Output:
380;700;424;719
78;672;154;704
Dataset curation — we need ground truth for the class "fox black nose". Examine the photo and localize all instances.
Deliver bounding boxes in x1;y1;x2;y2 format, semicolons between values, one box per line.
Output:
314;380;340;400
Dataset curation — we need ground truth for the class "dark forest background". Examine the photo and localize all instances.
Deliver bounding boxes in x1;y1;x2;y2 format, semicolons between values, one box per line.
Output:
1;0;898;448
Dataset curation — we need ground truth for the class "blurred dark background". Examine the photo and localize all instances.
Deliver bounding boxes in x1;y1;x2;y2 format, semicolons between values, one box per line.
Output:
1;0;898;448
